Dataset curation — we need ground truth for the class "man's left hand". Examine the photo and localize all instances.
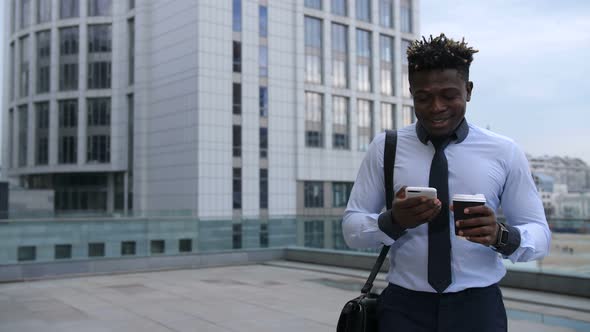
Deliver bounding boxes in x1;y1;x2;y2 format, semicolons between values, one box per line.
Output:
454;205;499;246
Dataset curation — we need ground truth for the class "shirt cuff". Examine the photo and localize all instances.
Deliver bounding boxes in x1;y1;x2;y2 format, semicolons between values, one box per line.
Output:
378;209;407;240
494;223;521;256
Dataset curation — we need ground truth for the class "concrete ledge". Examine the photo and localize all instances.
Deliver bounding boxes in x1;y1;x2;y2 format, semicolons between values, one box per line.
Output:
0;248;285;283
284;247;590;298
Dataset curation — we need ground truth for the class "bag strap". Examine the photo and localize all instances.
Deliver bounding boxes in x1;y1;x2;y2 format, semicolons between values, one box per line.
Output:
360;130;397;295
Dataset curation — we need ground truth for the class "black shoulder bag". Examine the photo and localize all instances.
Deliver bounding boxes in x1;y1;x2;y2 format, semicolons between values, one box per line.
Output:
336;130;398;332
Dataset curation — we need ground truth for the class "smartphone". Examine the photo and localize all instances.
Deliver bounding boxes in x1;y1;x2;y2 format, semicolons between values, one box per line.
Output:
405;186;437;199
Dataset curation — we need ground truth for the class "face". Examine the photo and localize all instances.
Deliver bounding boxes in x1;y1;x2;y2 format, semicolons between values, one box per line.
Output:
409;69;473;138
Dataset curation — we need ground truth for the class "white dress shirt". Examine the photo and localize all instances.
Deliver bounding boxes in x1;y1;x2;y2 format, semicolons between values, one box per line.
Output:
342;121;551;293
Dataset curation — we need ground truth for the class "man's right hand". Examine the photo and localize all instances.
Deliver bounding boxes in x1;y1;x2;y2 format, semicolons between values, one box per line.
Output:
391;186;442;229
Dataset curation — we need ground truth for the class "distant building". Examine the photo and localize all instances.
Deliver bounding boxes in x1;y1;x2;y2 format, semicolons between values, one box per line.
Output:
528;155;590;192
3;0;419;219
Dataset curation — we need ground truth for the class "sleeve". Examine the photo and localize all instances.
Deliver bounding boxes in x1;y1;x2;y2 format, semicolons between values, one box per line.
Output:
342;133;395;248
499;143;551;263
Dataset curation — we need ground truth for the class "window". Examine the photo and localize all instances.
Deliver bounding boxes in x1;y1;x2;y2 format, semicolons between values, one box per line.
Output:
357;99;373;151
332;0;347;16
87;135;110;163
381;102;395;130
260;169;268;209
260;127;268;158
233;83;241;114
259;45;268;77
58;100;78;164
233;125;241;157
259;5;268;38
332;96;349;150
356;29;372;92
88;25;112;89
121;241;136;256
401;0;413;33
304;220;324;248
333;182;353;207
232;224;242;249
304;17;323;84
179;239;192;252
59;27;79;91
9;43;15;100
305;0;321;9
260;223;269;247
37;30;51;93
380;35;394;95
380;0;394;28
356;0;370;22
9;109;14;168
37;0;52;23
20;36;30;97
233;168;242;209
87;97;110;126
401;39;411;98
402;105;414;127
304;181;324;207
35;102;50;165
10;0;15;33
55;244;72;259
129;0;135;10
128;19;135;85
331;24;348;88
21;0;31;28
305;92;323;148
233;0;241;32
18;106;28;167
88;0;111;16
60;0;79;18
259;87;268;117
233;41;241;73
18;246;36;261
150;240;165;254
88;242;105;257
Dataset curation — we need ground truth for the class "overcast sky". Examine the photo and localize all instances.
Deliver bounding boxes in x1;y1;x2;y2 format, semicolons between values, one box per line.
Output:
0;1;589;164
420;0;590;163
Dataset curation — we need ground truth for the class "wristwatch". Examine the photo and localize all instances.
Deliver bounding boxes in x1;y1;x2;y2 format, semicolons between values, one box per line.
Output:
494;222;509;248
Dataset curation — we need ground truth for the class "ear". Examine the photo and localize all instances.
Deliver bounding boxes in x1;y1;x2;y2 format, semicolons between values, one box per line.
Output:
465;81;474;102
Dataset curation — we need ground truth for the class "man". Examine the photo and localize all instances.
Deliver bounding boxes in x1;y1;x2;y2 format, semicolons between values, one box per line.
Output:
342;34;550;332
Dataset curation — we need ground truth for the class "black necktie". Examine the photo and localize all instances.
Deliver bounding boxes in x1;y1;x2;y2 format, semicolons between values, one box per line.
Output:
428;138;452;293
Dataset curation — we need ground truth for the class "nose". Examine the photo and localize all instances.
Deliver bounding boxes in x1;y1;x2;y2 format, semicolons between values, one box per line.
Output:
432;97;446;113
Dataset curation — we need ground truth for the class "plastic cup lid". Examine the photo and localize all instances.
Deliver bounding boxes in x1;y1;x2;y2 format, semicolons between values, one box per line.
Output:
452;194;486;203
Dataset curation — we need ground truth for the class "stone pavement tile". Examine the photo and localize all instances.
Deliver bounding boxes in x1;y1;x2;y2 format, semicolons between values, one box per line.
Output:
218;317;333;332
505;300;590;323
158;318;233;332
124;302;203;326
509;319;577;332
175;299;295;324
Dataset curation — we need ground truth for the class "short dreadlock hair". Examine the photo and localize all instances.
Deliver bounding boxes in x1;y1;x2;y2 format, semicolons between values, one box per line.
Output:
407;33;478;82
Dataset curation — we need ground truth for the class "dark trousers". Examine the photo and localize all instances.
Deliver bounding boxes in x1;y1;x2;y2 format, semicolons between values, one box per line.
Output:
377;283;507;332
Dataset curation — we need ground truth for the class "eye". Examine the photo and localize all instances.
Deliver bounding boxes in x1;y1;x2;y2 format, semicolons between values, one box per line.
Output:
414;94;431;103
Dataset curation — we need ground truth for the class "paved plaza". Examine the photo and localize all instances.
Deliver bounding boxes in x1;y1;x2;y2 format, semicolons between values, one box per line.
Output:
0;262;588;332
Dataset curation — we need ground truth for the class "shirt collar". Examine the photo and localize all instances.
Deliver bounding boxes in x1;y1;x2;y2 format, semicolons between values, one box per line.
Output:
416;118;469;145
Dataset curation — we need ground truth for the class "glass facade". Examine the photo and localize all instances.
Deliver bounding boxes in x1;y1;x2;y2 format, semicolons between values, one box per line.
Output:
380;34;394;96
233;168;242;209
259;87;268;117
401;39;412;98
37;0;52;23
402;105;414;127
333;182;353;207
305;0;322;10
87;98;111;163
128;19;135;85
260;128;268;158
232;0;241;32
18;106;28;167
20;36;30;97
381;102;395;130
36;30;51;93
304;182;324;207
401;0;413;33
233;41;241;73
35;102;50;165
260;169;268;209
331;24;348;89
233;125;241;157
58;100;78;164
259;45;268;77
59;26;79;91
332;96;349;150
305;16;323;84
21;0;32;29
356;0;371;22
380;0;394;28
233;83;241;115
357;99;372;151
60;0;79;19
332;0;347;16
259;5;268;38
88;24;112;89
88;0;112;16
305;92;323;148
356;29;372;92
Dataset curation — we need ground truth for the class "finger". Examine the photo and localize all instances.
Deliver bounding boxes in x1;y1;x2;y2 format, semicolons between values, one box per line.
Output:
464;205;493;216
449;204;454;212
456;216;495;229
395;186;407;199
411;201;441;219
418;204;442;221
396;196;428;209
